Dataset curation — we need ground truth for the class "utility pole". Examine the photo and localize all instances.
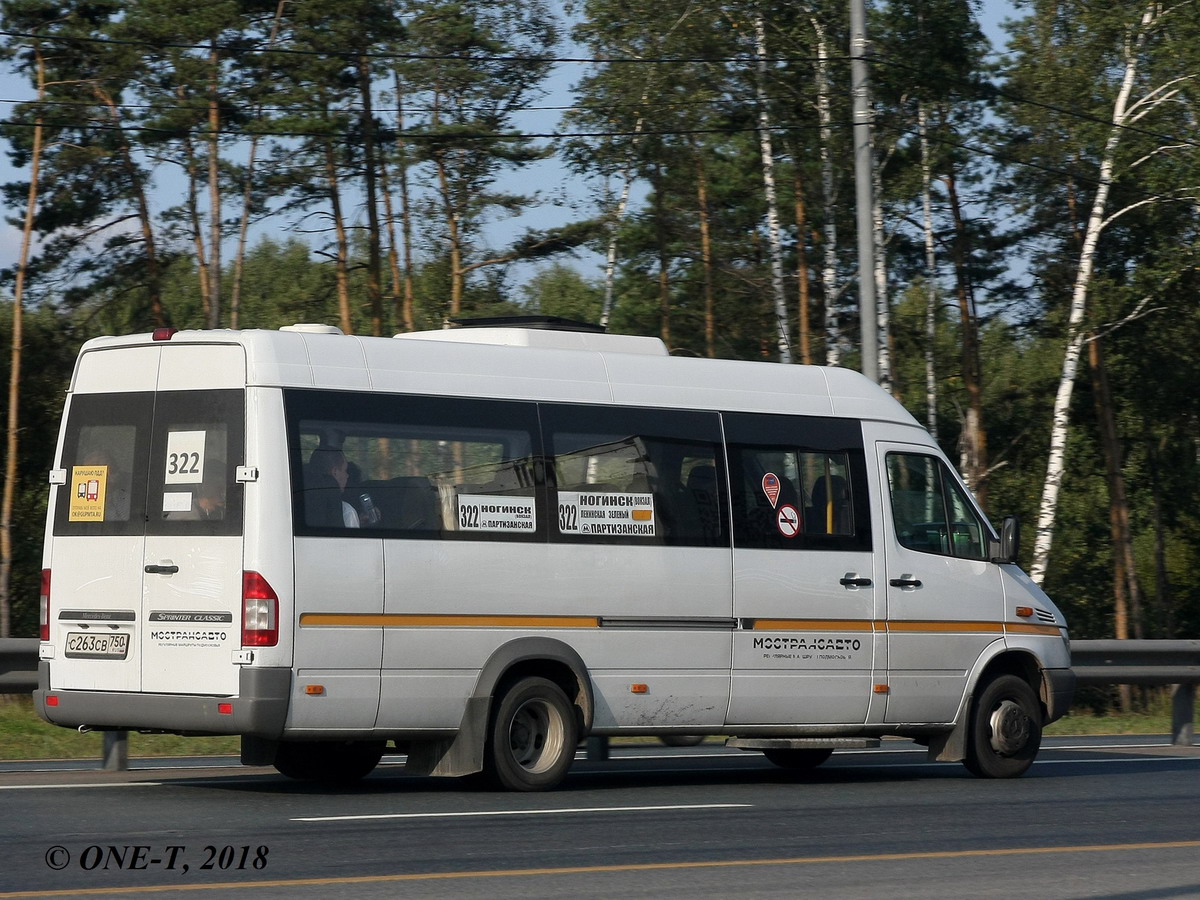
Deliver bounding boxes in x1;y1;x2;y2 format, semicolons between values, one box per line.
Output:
849;0;878;383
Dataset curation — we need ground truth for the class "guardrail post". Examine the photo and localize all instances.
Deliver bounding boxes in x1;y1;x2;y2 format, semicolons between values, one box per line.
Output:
102;731;129;771
586;736;609;760
1171;684;1195;746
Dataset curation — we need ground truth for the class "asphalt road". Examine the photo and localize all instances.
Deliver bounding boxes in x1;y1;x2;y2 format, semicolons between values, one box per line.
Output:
3;738;1199;899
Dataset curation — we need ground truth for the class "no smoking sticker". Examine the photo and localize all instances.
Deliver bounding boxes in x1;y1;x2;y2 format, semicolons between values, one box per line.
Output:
776;503;800;538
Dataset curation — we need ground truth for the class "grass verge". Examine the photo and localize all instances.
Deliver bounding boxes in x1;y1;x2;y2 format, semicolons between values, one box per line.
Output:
0;695;239;760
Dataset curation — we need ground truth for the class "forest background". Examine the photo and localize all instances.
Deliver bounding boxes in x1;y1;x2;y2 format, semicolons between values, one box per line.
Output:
1;0;1199;679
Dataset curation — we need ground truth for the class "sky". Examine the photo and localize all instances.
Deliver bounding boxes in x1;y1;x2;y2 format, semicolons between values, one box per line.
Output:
0;1;1019;303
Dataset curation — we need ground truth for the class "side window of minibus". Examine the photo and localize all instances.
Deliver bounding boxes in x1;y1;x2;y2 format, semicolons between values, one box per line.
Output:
728;447;856;548
885;452;987;560
285;390;543;540
541;404;727;547
722;411;870;552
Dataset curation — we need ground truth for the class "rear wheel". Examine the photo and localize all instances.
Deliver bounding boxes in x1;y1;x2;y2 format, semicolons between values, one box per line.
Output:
483;676;577;791
963;674;1042;778
273;740;385;783
762;747;833;770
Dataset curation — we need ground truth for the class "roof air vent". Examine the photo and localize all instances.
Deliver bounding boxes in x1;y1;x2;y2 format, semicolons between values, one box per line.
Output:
450;315;605;333
280;324;344;335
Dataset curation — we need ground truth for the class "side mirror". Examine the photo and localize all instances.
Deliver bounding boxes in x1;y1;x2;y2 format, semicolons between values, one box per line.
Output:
990;515;1020;564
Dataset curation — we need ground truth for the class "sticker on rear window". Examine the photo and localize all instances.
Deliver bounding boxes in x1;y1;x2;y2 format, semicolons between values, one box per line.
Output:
69;465;108;521
162;491;192;512
165;431;206;484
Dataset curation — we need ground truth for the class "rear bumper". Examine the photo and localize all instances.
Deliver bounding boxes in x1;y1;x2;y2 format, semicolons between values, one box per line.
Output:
34;664;291;738
1043;666;1076;724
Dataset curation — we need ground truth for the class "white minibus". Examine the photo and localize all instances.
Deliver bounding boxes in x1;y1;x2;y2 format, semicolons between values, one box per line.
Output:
35;320;1073;790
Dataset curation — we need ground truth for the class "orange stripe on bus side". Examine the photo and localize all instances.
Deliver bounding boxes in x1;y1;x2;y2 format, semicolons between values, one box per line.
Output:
1004;622;1065;636
299;613;600;629
299;614;1061;637
885;620;1004;634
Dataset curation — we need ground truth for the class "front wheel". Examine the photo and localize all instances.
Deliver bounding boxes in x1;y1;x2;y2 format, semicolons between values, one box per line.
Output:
963;674;1043;778
483;676;578;791
273;740;385;784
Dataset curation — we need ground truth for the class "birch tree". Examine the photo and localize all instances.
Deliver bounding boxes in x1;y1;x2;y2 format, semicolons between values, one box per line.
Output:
752;12;792;363
918;104;938;437
811;11;843;365
1023;1;1198;584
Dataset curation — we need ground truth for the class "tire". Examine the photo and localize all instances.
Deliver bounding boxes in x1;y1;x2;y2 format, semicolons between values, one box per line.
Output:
762;747;833;770
483;676;578;791
963;674;1043;778
273;739;385;784
659;735;705;747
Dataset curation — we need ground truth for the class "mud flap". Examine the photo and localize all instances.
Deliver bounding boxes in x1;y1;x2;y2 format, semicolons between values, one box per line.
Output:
927;717;968;762
404;695;488;777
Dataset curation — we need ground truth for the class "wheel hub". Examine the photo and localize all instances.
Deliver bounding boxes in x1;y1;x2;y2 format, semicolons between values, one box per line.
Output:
988;699;1031;756
509;700;554;770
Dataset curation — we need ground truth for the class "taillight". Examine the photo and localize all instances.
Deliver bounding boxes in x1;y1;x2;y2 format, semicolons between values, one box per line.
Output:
241;571;279;647
40;569;50;641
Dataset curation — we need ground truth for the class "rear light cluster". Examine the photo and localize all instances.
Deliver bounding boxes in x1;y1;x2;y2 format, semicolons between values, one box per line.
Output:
40;569;50;641
241;571;279;647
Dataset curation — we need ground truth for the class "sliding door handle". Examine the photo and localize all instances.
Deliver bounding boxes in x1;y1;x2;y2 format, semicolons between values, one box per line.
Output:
889;576;922;588
839;575;873;587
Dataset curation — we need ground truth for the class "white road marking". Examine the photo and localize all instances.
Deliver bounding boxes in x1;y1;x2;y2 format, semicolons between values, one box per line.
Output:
293;803;752;823
0;781;160;790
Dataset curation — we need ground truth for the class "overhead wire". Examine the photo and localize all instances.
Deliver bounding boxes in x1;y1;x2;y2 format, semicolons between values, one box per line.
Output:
0;27;1195;199
871;53;1200;155
0;28;845;66
2;24;1196;151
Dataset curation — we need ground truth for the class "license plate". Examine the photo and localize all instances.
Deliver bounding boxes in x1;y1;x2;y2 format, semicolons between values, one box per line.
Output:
65;631;130;659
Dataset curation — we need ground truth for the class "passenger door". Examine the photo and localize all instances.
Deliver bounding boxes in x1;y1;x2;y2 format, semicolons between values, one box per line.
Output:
540;404;733;731
876;442;1004;724
141;387;246;697
285;390;385;732
50;389;155;694
725;413;881;726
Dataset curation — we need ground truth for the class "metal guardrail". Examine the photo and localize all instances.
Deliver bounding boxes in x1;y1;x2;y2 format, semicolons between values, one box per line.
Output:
1071;639;1200;746
0;638;38;693
1070;639;1200;685
2;637;1198;768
